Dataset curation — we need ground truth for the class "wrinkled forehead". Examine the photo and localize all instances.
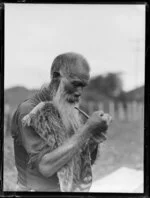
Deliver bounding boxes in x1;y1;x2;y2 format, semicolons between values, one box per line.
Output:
61;60;90;82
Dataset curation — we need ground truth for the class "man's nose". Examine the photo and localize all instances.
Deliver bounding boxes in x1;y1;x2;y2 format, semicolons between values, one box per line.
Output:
74;92;81;97
74;87;83;97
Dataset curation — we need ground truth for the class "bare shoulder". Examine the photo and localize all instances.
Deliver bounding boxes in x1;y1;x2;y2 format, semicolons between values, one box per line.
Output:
18;99;35;115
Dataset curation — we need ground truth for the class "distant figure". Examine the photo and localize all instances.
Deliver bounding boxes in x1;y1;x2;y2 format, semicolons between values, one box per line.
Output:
11;52;112;192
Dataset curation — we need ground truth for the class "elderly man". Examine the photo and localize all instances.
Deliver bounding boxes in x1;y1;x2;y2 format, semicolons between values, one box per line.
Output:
11;52;111;192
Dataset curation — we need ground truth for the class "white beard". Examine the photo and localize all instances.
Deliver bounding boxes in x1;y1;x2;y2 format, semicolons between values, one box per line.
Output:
53;79;82;135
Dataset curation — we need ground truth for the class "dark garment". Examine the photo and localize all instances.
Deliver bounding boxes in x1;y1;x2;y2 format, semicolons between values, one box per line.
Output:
11;88;60;192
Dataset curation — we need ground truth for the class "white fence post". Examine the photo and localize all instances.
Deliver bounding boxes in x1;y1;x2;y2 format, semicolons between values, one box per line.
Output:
118;102;125;121
132;101;138;121
86;101;144;122
98;102;104;111
4;104;11;136
88;102;94;115
127;103;132;122
109;101;115;120
139;103;144;120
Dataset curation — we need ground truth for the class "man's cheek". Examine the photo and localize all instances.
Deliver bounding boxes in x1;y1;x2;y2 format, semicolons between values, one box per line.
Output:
65;84;75;94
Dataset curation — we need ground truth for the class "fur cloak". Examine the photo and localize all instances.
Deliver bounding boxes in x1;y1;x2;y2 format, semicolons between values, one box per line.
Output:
22;101;94;192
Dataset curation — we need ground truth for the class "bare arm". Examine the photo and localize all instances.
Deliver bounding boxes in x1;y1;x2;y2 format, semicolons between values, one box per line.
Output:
21;101;111;178
20;102;93;177
38;123;91;177
38;111;112;178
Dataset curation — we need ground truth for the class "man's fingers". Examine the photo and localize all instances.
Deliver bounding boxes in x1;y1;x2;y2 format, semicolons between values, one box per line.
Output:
101;114;112;125
99;110;104;117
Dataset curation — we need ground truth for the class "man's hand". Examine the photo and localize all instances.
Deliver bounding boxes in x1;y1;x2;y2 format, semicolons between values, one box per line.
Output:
86;110;112;137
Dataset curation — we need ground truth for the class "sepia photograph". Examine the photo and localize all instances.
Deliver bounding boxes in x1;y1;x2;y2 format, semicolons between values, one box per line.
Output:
4;3;145;193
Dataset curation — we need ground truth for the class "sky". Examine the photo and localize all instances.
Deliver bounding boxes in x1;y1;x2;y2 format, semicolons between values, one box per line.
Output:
5;4;145;91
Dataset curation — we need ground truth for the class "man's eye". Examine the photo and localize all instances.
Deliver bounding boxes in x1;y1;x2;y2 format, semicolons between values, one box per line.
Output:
72;82;80;87
72;82;85;87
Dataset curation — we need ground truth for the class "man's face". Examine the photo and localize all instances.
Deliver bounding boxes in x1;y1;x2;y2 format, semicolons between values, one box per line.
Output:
62;65;90;104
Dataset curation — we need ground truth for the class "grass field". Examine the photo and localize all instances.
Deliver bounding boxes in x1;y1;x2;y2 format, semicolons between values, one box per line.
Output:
3;119;144;191
92;120;144;181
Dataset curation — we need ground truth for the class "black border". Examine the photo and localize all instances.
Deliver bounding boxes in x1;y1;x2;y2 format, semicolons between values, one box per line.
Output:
0;2;4;197
144;1;150;197
1;1;149;198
